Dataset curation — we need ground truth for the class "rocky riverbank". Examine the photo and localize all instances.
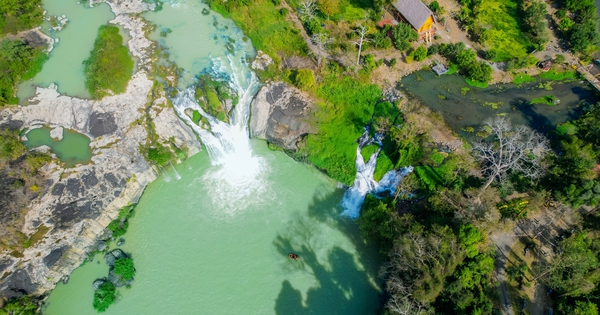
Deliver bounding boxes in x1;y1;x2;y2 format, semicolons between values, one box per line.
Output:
0;0;201;300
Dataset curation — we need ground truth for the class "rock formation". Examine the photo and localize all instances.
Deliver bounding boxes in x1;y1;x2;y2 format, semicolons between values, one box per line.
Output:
0;0;201;299
250;82;315;150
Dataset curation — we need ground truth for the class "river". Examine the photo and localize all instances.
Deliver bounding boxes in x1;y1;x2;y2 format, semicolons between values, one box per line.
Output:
36;0;382;314
42;141;381;314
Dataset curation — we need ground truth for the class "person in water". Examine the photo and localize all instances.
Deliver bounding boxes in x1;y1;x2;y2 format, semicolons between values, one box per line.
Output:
288;253;299;260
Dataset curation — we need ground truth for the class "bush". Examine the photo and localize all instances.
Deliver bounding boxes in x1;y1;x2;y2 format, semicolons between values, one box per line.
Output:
427;44;439;56
413;45;427;62
555;54;566;64
363;54;376;70
114;257;135;280
0;296;37;315
292;69;316;90
147;144;173;166
389;58;397;67
83;25;134;99
93;281;116;312
392;23;417;51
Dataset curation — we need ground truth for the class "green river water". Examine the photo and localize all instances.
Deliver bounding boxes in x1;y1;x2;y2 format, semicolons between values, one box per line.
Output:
42;141;382;314
17;1;115;100
37;1;382;314
25;127;92;166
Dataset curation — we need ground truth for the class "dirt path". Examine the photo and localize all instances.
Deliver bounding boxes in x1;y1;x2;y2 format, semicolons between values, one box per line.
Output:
490;232;517;315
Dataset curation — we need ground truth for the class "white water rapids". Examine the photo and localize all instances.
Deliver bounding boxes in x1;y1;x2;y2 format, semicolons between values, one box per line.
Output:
172;55;411;218
172;56;266;214
341;127;413;219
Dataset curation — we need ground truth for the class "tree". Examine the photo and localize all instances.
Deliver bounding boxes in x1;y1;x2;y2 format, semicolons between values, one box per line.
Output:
318;0;338;19
299;0;317;21
542;233;600;296
311;32;331;67
413;45;427;62
351;24;369;65
392;23;418;51
114;257;135;280
472;117;549;193
93;281;116;312
467;61;492;82
522;1;548;47
575;301;599;315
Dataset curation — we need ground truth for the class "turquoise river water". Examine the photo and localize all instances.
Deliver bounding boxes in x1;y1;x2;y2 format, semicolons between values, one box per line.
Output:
37;0;383;314
42;141;382;314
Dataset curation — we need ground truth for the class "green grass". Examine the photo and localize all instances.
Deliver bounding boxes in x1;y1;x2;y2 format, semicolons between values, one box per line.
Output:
538;68;577;81
446;63;459;75
513;73;536;84
465;78;489;88
225;0;307;59
303;75;382;185
83;25;134;99
474;0;531;61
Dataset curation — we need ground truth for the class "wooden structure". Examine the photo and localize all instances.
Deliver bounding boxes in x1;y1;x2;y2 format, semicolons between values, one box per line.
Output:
390;0;436;40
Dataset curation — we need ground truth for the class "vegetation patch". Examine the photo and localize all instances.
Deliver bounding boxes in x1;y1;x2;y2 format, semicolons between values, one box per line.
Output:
114;257;136;280
530;94;557;106
93;281;116;312
513;73;535;84
0;39;48;105
458;0;532;61
302;73;382;185
0;296;38;315
0;0;44;35
465;78;489;89
83;25;134;99
208;0;308;61
538;68;577;81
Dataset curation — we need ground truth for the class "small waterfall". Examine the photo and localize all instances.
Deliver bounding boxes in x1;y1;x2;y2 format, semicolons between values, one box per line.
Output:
169;161;181;180
171;55;266;214
159;165;171;182
341;127;413;219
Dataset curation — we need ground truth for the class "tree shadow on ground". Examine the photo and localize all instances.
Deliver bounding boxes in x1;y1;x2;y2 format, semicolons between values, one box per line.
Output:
512;97;555;135
272;187;382;314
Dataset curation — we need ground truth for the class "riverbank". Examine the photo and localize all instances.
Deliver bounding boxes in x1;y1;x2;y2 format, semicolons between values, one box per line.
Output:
0;0;202;301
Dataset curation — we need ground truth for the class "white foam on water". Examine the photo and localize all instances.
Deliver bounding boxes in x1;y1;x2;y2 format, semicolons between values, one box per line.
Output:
341;129;413;219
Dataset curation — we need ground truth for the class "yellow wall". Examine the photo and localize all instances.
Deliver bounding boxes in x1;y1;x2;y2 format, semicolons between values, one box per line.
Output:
418;15;434;33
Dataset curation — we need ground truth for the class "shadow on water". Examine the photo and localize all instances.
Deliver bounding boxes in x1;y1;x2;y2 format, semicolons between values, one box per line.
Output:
272;187;382;315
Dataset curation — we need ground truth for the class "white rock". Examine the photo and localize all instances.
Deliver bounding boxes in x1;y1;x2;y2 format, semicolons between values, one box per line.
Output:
50;126;63;141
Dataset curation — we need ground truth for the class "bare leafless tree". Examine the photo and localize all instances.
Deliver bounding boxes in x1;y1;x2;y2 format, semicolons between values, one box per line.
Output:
351;24;369;65
311;32;331;67
472;117;549;195
299;0;317;21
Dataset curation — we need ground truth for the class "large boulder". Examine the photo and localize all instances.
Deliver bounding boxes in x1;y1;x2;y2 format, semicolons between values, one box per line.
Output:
250;82;314;150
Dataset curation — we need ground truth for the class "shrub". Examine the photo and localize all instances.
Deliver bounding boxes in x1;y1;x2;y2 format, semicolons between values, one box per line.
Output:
555;54;566;64
114;257;135;280
392;23;417;51
83;25;134;99
93;281;116;312
427;44;439;56
279;7;288;16
147;144;173;166
413;45;427;62
292;69;316;90
389;58;397;67
363;54;376;70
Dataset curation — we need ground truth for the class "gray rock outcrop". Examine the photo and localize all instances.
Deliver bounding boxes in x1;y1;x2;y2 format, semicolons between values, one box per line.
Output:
0;0;201;299
250;82;314;150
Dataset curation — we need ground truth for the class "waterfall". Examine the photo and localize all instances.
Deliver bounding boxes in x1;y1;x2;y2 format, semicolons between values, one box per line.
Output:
341;127;413;219
171;55;266;214
169;161;181;180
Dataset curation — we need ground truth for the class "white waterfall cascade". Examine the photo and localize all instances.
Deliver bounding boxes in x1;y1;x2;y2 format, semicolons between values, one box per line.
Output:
341;128;414;219
172;55;266;214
